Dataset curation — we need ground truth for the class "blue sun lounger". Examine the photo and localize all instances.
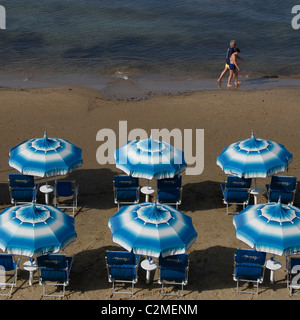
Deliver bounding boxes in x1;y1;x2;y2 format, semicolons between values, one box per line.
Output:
220;176;252;214
54;180;79;217
37;254;73;298
9;174;38;205
0;254;20;296
113;176;140;209
266;176;297;205
105;251;140;295
233;248;266;294
157;175;182;209
158;253;189;296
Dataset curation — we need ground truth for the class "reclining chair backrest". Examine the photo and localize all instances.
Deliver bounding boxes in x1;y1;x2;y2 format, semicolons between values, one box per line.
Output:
235;249;266;266
9;174;37;204
159;254;188;282
56;181;74;197
157;175;182;189
9;173;35;188
37;254;71;283
226;176;252;189
37;254;67;269
106;251;139;281
106;251;138;266
114;176;139;188
9;174;35;188
270;176;297;192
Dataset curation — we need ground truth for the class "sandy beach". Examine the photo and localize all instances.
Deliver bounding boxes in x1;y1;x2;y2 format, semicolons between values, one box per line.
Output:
0;84;300;302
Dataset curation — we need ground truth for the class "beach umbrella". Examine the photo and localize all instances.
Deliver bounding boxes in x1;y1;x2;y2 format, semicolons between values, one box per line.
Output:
233;201;300;256
108;202;197;258
114;137;187;180
216;132;292;179
0;203;76;257
9;132;83;179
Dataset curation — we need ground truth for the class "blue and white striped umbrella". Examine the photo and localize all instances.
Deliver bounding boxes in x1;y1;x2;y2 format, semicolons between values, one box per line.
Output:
108;202;197;258
0;203;76;257
9;132;83;178
233;202;300;256
217;132;292;178
114;137;187;180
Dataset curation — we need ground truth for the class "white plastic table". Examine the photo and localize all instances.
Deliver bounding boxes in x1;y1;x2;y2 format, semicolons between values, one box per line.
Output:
141;259;157;284
250;187;263;205
141;186;155;202
39;184;54;204
266;258;282;284
23;260;37;286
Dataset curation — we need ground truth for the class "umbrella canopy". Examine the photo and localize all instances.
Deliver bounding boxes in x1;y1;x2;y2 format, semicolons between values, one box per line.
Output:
9;132;83;177
216;132;292;178
0;203;76;257
108;202;197;258
114;137;187;180
233;201;300;256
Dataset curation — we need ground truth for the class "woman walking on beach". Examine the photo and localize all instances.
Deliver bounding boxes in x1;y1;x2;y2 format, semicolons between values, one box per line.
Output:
227;48;241;88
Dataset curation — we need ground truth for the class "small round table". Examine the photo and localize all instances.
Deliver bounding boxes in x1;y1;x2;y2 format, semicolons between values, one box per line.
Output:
23;260;37;286
250;187;263;205
141;259;157;284
39;185;54;204
266;258;282;284
141;186;155;202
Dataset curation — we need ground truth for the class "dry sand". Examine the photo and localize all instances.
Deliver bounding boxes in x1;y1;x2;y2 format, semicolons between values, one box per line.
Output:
0;85;299;302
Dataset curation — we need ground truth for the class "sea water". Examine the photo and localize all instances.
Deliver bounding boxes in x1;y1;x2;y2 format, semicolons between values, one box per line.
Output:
0;0;299;98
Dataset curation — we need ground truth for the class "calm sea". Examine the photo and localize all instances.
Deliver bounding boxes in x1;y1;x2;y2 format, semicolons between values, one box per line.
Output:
0;0;299;96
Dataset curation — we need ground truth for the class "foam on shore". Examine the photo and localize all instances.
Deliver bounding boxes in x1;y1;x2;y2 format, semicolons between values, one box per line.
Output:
1;71;300;101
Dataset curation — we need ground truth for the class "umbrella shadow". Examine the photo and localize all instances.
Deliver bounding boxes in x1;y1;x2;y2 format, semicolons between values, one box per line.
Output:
188;246;237;293
68;245;121;295
0;182;10;205
44;168;121;211
181;180;224;212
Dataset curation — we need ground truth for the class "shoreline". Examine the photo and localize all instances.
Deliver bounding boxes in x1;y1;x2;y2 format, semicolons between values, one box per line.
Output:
1;70;300;101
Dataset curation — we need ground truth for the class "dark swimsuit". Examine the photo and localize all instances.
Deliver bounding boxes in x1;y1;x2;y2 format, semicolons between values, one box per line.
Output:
229;63;235;70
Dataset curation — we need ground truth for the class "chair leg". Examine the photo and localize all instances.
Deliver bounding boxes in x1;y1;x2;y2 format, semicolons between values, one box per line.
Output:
42;282;66;298
111;279;135;295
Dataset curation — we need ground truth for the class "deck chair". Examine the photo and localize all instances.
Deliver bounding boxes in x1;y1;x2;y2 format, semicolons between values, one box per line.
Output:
37;254;73;298
113;176;140;210
286;255;300;296
0;254;20;296
54;180;78;217
158;253;189;296
105;251;140;295
265;176;297;205
8;174;38;205
233;248;266;294
157;175;182;209
220;176;252;214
